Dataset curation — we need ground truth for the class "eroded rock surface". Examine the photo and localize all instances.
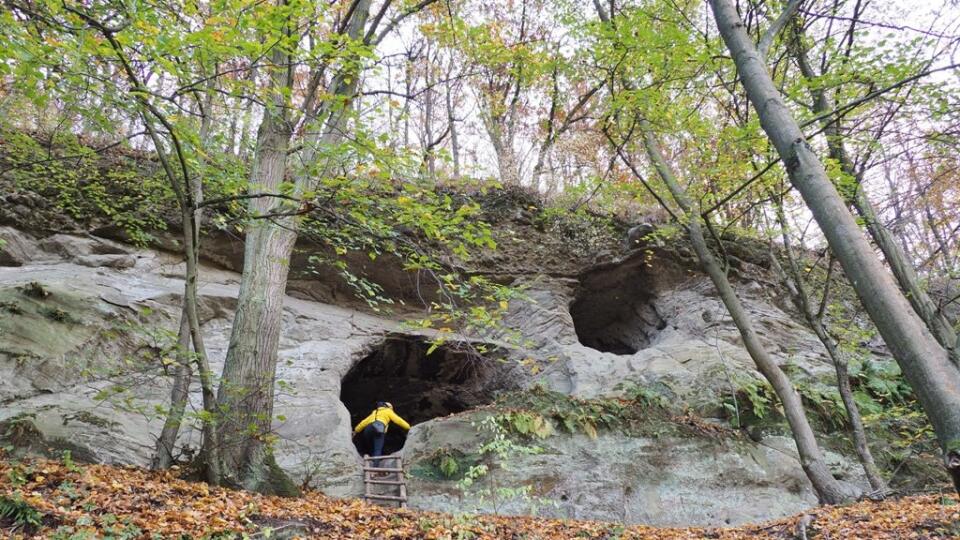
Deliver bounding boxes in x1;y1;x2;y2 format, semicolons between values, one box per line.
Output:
0;227;870;526
403;413;822;526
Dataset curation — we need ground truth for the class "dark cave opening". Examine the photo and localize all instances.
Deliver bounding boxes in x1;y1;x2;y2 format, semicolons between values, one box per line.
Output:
340;335;508;456
570;261;667;355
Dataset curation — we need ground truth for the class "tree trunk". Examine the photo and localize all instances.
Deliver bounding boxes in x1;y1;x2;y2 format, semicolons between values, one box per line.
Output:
710;0;960;492
770;202;886;492
153;310;192;470
152;78;221;479
152;210;215;479
484;115;521;185
145;172;221;484
403;58;413;148
215;0;372;494
422;46;436;177
181;201;222;485
850;187;959;365
633;121;858;503
445;58;461;179
924;199;955;273
531;141;551;192
216;112;297;494
238;63;259;160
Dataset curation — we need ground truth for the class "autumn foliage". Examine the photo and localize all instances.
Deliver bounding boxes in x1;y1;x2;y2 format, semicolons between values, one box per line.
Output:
1;457;957;539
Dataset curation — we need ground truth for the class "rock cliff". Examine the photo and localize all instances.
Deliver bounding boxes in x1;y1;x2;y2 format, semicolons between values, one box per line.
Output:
0;201;884;526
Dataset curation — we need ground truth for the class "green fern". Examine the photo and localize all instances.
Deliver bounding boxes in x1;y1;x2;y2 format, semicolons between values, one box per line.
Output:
0;494;44;530
439;455;460;478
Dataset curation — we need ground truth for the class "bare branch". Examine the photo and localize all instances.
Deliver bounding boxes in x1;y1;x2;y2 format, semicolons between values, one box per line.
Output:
759;0;803;62
371;0;440;46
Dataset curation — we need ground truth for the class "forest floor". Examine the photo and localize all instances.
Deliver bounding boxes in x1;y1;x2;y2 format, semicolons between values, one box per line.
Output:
1;458;958;539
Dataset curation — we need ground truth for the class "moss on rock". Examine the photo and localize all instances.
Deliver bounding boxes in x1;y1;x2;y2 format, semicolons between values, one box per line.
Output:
0;286;97;359
260;453;301;498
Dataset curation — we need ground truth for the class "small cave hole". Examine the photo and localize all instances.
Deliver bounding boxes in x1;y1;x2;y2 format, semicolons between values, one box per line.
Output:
570;262;666;355
340;335;511;456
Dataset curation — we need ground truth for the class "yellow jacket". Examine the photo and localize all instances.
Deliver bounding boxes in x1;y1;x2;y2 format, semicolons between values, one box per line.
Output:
354;407;411;434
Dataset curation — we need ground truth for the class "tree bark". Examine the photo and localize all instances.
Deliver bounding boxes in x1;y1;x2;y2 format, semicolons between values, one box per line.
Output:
850;188;959;365
422;45;436;177
152;73;220;479
710;0;960;492
238;63;259;160
633;120;858;503
924;199;955;274
482;111;521;185
216;109;297;494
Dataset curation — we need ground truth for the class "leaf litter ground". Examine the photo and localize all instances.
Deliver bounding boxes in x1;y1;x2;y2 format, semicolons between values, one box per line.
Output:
1;458;957;538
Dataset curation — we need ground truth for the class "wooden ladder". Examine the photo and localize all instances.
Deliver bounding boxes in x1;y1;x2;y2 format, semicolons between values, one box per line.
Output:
362;454;407;508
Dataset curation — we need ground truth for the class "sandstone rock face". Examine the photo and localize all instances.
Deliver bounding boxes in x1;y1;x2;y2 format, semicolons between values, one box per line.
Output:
503;249;841;410
402;414;818;527
75;254;137;269
0;228;869;526
38;233;132;259
0;227;46;266
0;241;392;499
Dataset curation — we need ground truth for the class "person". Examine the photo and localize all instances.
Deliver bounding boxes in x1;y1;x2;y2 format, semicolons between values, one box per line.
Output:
353;401;411;467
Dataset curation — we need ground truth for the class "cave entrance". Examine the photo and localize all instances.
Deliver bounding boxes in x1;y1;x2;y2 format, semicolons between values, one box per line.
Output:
340;335;508;456
570;259;666;355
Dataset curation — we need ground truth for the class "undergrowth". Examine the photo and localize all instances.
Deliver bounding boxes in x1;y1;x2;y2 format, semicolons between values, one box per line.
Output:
493;385;694;440
0;493;43;533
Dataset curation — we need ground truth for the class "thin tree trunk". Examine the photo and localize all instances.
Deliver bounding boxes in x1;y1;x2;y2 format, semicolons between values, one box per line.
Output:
227;104;239;155
403;57;413;148
445;57;461;179
153;311;192;469
483;114;520;185
710;0;960;492
153;70;221;479
183;130;220;484
633;120;858;503
924;200;955;272
181;200;221;486
770;201;886;492
423;50;436;177
531;140;552;192
851;186;958;364
238;63;259;160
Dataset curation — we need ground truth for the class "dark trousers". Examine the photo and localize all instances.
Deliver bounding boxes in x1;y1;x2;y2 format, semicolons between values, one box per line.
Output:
363;423;386;466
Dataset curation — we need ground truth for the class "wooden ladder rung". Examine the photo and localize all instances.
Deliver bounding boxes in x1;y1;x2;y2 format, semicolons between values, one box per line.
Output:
365;479;405;485
363;467;404;473
364;494;407;502
362;456;407;507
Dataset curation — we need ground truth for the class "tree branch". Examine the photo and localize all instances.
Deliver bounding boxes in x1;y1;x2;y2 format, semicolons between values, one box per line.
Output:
197;192;303;209
759;0;803;62
371;0;439;45
800;63;960;131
